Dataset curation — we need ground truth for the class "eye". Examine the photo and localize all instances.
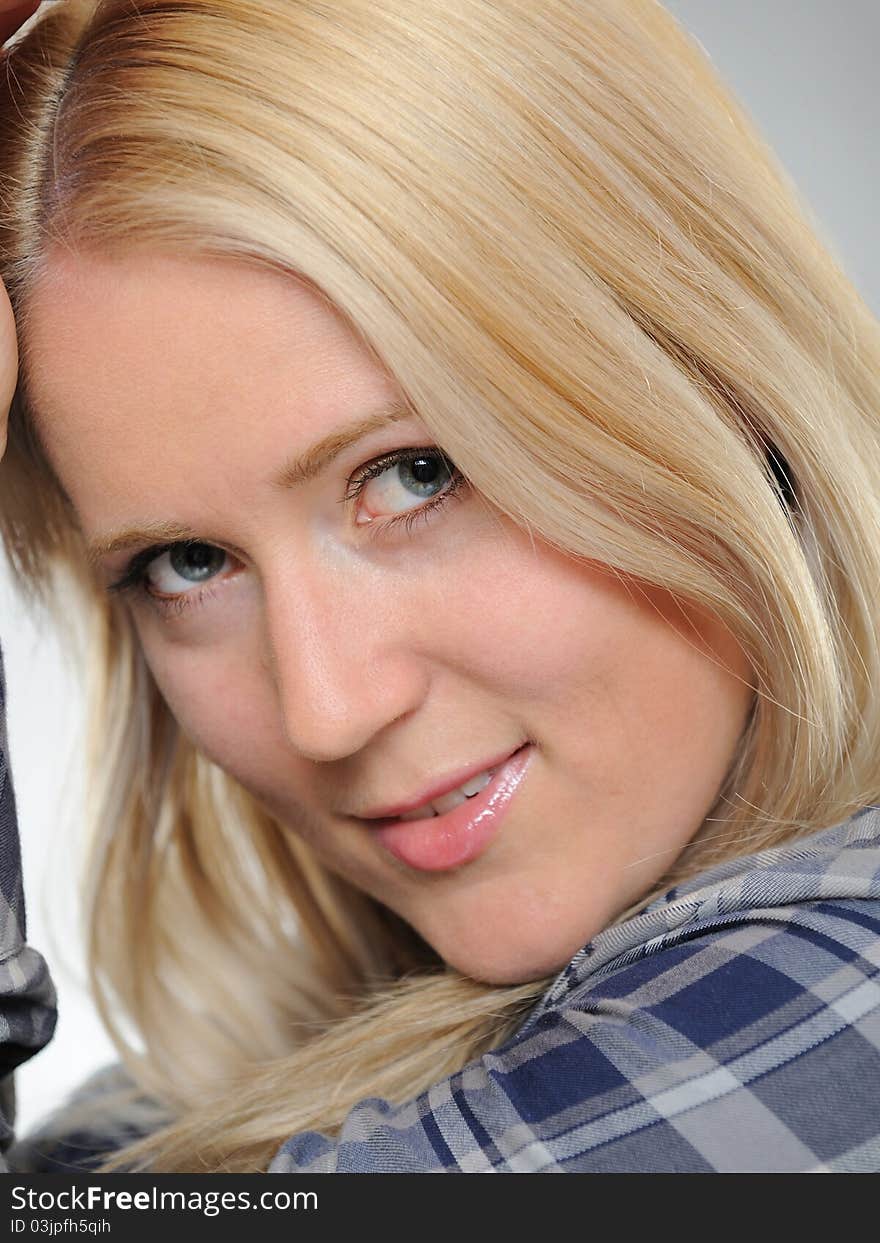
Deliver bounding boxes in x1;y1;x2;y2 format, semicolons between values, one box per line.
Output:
348;449;460;525
145;542;231;595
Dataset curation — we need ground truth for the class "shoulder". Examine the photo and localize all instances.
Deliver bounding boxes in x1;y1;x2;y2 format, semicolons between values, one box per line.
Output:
510;810;880;1171
271;810;880;1173
531;892;879;1172
273;895;880;1173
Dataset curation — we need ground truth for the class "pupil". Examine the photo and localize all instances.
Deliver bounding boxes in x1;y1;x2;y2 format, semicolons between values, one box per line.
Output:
170;543;224;582
406;454;451;493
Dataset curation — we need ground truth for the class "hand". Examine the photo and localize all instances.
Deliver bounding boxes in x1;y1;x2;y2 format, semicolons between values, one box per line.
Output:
0;2;40;461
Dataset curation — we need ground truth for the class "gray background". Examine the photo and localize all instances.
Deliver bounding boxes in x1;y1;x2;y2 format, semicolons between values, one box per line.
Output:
2;0;878;1134
666;0;878;312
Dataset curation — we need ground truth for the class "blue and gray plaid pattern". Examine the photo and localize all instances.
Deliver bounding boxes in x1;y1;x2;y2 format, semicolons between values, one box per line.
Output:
268;806;880;1173
0;645;58;1172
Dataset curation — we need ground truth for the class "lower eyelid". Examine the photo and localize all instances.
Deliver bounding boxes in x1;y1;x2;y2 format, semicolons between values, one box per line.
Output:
143;574;235;619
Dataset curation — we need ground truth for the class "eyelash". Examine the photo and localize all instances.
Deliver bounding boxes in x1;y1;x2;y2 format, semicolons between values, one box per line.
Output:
107;446;467;615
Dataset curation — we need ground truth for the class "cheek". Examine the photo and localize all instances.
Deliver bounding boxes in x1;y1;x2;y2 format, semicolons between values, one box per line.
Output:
139;629;289;796
429;537;636;715
445;536;754;783
421;536;603;694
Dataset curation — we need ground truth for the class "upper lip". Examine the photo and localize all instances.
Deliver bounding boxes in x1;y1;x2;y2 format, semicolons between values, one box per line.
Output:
354;743;526;821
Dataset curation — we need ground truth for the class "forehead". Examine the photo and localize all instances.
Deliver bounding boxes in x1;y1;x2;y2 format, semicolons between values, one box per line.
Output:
21;248;398;521
24;247;382;425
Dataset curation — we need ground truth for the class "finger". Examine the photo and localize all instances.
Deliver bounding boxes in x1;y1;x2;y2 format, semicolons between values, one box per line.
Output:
0;282;16;461
0;2;40;45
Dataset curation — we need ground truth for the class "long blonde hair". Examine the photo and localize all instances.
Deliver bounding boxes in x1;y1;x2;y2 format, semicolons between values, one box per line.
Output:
1;0;879;1172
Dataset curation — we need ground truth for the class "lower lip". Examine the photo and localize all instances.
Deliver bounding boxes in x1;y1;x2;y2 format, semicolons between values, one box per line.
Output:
367;744;534;872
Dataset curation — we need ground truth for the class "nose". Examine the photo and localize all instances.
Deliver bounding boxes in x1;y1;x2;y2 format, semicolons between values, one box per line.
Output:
263;558;430;762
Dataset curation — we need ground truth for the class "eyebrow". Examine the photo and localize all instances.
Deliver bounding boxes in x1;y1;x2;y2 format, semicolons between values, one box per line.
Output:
271;402;413;489
85;402;415;565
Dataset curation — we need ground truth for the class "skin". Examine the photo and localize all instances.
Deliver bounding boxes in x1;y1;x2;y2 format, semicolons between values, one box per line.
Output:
23;248;757;984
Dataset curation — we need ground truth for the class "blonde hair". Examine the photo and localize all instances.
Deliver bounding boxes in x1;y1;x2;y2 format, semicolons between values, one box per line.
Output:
1;0;879;1172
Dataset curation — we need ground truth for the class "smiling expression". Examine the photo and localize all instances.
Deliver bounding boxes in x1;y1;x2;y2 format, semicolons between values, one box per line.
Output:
23;248;757;983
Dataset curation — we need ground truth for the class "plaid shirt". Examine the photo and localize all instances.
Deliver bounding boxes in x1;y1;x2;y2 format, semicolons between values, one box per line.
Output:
2;637;879;1172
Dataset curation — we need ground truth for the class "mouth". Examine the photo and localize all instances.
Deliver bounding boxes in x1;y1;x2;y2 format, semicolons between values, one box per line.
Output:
365;743;534;872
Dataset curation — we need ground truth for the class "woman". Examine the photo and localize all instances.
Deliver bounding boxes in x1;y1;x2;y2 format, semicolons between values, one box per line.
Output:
0;0;878;1173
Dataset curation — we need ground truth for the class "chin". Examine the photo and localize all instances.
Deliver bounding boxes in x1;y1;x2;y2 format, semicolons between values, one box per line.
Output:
428;928;589;987
407;881;603;987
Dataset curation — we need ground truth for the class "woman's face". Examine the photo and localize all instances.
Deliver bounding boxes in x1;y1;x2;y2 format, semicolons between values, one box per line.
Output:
25;250;756;983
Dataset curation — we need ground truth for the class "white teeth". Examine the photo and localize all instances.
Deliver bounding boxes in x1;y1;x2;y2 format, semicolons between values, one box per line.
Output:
431;787;470;815
397;805;437;821
460;770;493;797
394;766;497;821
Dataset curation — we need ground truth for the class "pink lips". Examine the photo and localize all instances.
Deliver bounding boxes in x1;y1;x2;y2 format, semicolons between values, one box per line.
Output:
357;743;527;822
368;744;534;872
